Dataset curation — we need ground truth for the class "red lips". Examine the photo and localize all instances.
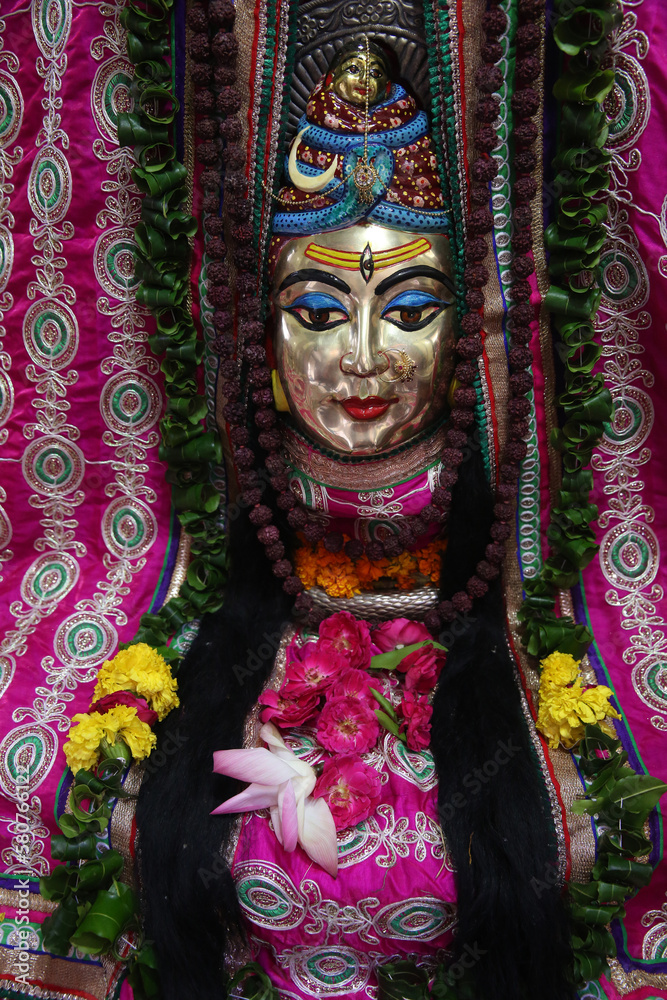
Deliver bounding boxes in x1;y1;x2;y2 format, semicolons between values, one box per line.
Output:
340;396;396;420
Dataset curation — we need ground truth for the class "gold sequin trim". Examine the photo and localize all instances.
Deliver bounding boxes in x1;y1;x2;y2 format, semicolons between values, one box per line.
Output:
608;957;667;995
162;529;191;605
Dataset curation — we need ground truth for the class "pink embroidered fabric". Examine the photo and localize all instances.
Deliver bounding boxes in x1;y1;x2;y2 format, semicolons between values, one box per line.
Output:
282;424;445;544
231;721;456;999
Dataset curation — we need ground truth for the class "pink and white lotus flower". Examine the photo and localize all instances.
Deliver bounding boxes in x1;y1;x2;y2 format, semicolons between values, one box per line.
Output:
211;722;338;877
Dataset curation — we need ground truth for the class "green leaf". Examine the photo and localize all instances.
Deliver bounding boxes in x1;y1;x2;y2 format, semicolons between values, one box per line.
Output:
51;832;99;861
228;961;278;1000
74;850;124;892
375;709;403;740
70;880;139;956
127;943;162;1000
377;960;430;1000
601;830;651;857
41;896;81;956
370;688;397;719
39;865;74;902
369;640;445;672
608;775;667;816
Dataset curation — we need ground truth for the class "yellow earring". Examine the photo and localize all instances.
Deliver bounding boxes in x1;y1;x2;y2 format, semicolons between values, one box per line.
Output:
272;369;290;412
447;376;460;409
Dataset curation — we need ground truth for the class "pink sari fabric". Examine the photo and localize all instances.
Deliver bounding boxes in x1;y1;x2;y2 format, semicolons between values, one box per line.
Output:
231;722;456;999
574;1;667;988
0;0;173;993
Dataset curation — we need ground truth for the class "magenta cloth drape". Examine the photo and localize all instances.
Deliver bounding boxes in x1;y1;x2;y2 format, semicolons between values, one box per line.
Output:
576;2;667;988
0;0;173;989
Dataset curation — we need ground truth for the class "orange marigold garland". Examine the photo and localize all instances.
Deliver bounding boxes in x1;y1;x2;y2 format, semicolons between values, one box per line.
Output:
293;535;447;598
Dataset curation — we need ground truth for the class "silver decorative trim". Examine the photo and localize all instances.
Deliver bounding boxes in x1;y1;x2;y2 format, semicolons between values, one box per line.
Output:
305;584;439;623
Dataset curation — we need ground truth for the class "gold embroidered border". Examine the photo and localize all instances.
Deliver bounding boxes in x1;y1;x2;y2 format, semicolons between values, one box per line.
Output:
282;422;449;491
0;889;56;914
109;762;144;890
0;960;106;999
608;957;667;995
162;529;192;605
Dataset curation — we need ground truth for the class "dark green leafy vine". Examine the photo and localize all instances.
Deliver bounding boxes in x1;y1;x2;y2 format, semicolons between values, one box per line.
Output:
116;0;228;665
519;0;621;661
568;726;667;983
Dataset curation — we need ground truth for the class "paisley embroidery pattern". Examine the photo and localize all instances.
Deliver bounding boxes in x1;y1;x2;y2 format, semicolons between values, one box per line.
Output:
641;896;667;960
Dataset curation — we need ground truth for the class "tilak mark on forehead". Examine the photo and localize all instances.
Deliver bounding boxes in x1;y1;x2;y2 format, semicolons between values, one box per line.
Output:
304;237;433;284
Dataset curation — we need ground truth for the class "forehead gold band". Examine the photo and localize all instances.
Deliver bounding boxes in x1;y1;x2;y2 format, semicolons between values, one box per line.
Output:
304;236;432;272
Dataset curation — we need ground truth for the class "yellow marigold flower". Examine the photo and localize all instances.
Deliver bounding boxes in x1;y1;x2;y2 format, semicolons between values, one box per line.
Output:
539;651;581;692
64;706;157;773
537;683;587;749
93;643;179;721
581;684;621;722
64;714;106;773
537;680;621;749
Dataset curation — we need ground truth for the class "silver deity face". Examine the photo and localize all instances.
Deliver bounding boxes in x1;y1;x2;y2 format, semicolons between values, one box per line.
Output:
272;224;456;455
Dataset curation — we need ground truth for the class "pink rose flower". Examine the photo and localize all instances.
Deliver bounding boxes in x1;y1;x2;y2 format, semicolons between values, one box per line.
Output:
318;611;371;670
317;696;379;754
399;644;446;694
371;617;432;653
258;689;320;729
400;690;433;751
282;641;346;698
313;755;382;830
89;691;158;727
329;668;381;707
413;195;425;207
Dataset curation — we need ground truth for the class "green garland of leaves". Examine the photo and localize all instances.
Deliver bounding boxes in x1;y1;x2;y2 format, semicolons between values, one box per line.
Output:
519;0;621;661
116;0;228;666
39;762;159;998
568;726;666;983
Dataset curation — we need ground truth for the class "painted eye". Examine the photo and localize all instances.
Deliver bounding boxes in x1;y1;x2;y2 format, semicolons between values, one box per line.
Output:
285;293;348;332
381;291;451;331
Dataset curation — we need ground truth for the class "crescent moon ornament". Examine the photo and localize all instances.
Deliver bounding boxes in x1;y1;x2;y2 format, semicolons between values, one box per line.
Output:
288;129;339;192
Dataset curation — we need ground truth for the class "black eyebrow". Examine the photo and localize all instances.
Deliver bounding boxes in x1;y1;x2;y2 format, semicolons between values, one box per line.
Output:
277;269;351;294
374;266;457;297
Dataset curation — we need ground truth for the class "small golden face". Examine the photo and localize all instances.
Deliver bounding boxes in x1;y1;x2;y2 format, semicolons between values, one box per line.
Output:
332;52;389;107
